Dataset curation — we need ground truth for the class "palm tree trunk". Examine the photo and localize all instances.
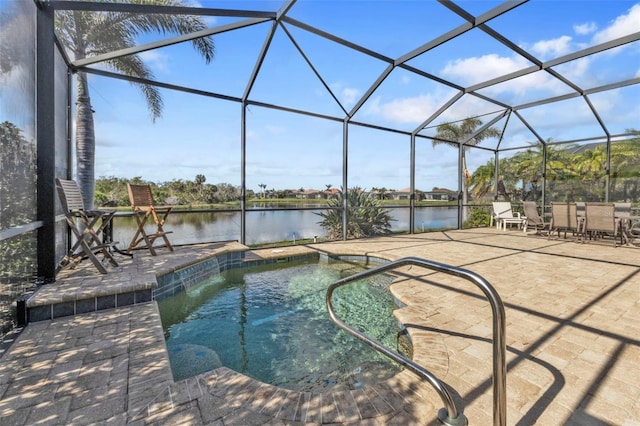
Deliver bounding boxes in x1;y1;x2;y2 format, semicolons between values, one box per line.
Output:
76;72;95;209
462;153;469;222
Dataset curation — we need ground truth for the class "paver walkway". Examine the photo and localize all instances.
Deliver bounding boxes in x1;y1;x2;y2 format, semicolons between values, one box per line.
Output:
0;229;639;425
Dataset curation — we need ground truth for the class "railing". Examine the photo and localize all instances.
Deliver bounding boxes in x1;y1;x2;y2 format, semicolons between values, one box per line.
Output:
326;256;506;426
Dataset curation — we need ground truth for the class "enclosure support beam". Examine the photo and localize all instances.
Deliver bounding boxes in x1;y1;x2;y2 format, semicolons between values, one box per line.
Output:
36;3;57;282
342;120;349;241
494;151;500;201
410;133;416;234
240;103;247;245
458;144;464;229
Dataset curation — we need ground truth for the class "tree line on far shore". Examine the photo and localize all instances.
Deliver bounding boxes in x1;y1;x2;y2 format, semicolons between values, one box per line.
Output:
95;175;243;207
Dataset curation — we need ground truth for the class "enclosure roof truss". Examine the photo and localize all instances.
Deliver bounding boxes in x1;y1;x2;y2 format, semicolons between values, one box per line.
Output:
49;0;640;150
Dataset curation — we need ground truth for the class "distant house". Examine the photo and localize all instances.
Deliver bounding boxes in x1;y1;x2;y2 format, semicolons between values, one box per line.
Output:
369;189;389;200
322;188;340;199
370;187;454;201
295;189;323;199
287;188;340;199
564;141;608;154
422;187;456;201
389;187;413;200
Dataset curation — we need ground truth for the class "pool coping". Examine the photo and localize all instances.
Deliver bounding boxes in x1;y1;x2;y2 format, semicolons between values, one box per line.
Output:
129;246;448;424
20;242;449;424
22;242;250;322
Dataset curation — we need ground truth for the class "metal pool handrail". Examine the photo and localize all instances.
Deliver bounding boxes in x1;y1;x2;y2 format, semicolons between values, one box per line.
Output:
326;256;506;426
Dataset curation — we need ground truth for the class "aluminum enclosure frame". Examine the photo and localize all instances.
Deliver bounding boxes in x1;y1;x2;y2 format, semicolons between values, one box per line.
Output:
32;0;640;278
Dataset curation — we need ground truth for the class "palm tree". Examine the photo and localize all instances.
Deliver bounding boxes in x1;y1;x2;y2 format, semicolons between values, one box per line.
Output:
190;173;207;203
470;152;539;203
573;145;607;200
610;134;640;201
545;144;581;201
492;139;547;202
56;1;215;208
432;117;501;219
377;187;388;200
508;145;544;201
468;160;496;200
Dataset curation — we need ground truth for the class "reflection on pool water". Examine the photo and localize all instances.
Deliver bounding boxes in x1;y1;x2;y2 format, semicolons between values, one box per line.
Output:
158;259;404;392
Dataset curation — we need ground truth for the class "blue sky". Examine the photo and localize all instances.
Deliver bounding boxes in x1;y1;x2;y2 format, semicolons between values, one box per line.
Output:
60;1;640;192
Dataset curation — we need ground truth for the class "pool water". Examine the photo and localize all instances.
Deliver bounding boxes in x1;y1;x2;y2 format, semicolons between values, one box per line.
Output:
158;259;403;392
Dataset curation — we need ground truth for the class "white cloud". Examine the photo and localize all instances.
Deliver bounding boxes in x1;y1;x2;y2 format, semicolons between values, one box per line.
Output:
341;87;360;106
574;22;597;35
361;53;569;124
329;82;360;107
441;54;531;85
358;4;640;128
139;50;171;74
364;94;440;124
553;56;591;81
434;95;503;124
530;35;573;59
593;3;640;44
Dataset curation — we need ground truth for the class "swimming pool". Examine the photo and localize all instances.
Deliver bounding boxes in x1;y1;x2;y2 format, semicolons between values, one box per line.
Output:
158;258;404;392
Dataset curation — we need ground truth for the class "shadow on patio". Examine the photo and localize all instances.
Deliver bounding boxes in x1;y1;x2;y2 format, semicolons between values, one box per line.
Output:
0;228;638;425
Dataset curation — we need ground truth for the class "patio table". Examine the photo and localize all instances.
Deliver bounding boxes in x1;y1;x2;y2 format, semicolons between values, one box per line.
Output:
102;213;133;257
501;216;527;232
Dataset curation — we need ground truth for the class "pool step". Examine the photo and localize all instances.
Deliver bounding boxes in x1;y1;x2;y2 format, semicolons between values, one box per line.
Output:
22;271;156;322
129;366;440;424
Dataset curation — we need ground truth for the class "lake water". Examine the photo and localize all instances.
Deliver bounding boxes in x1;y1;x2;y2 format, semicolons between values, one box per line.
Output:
111;205;458;247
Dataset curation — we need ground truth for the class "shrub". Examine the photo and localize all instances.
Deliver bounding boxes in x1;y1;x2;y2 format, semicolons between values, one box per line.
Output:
464;206;491;228
316;187;394;239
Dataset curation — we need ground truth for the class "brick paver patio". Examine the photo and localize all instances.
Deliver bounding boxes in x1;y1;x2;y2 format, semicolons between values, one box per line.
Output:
0;228;638;425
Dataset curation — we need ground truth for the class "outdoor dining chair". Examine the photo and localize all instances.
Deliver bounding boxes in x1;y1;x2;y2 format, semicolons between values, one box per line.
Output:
523;201;550;234
583;202;621;247
549;201;583;241
614;202;638;245
55;178;119;274
126;183;174;256
614;202;631;218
